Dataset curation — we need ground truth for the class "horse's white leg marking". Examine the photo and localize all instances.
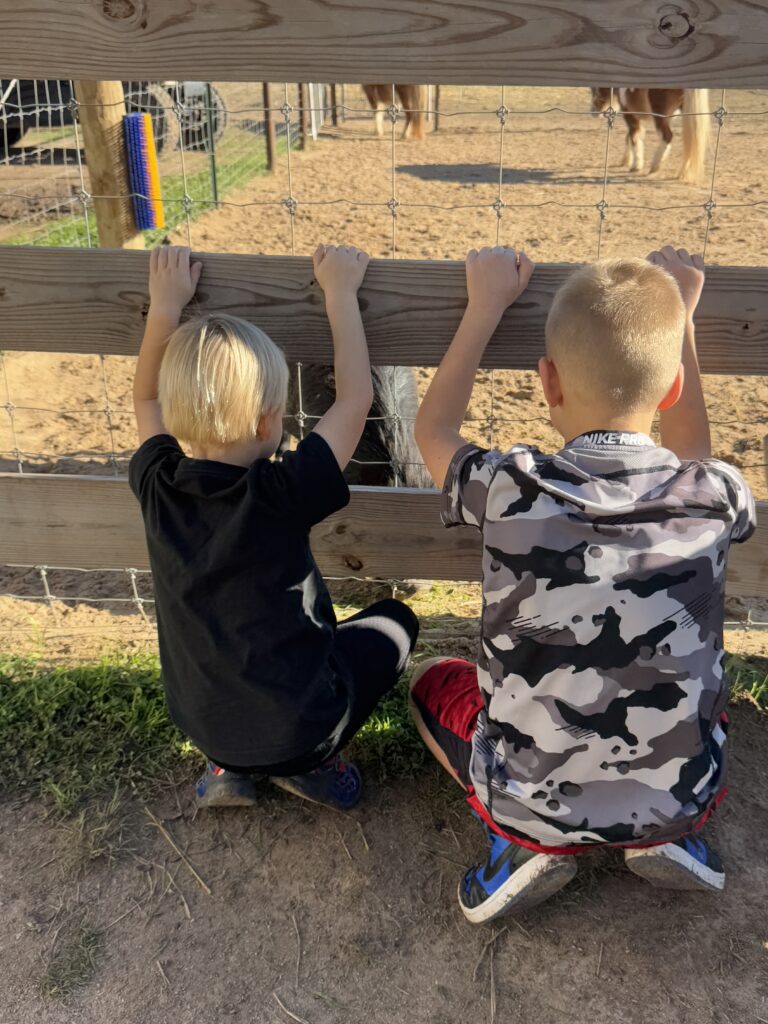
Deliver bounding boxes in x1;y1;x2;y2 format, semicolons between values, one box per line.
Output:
375;103;385;137
649;138;672;174
634;131;645;172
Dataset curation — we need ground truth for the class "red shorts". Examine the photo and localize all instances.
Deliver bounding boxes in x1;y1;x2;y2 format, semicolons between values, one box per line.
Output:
412;657;727;855
411;657;482;789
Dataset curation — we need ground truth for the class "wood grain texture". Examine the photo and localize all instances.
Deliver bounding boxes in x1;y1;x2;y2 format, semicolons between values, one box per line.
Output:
0;474;765;598
1;247;767;374
2;1;768;86
1;245;768;374
72;81;144;250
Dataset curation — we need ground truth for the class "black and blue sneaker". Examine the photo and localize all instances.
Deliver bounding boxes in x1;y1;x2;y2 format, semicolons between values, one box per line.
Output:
624;834;725;892
270;755;362;812
195;762;261;809
459;820;578;924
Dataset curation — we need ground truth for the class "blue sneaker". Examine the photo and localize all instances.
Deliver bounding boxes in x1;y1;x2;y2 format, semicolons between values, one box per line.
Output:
624;834;725;892
195;762;260;809
270;755;362;811
459;820;577;924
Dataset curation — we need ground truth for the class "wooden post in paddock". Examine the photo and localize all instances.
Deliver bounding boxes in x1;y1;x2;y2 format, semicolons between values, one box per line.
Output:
298;82;310;149
262;82;276;172
433;84;441;132
72;80;143;250
330;83;338;126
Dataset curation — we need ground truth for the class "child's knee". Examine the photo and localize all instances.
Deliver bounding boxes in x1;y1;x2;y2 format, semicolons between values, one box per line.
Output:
409;655;451;692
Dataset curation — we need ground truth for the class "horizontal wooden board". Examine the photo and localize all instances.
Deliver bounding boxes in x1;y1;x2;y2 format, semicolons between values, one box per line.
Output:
1;247;767;374
0;474;765;598
2;1;768;86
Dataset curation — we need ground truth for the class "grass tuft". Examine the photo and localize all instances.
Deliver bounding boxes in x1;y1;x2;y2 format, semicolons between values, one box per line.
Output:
42;923;105;999
0;590;765;814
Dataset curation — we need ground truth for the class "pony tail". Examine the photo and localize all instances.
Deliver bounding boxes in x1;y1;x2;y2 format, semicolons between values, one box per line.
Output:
680;88;710;185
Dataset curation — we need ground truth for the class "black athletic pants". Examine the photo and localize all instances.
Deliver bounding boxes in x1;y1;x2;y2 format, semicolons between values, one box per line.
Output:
211;599;419;776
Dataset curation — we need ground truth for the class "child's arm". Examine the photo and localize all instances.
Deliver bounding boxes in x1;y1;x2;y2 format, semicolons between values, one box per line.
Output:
415;246;534;488
647;246;711;460
312;244;374;470
133;246;202;444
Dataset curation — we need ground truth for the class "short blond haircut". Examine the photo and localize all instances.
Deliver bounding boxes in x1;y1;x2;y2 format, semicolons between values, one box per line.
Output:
159;314;289;445
545;258;685;412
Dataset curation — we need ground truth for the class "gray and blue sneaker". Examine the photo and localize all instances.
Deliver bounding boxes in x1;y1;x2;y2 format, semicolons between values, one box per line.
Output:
624;834;725;892
459;819;578;924
270;755;362;811
195;762;261;808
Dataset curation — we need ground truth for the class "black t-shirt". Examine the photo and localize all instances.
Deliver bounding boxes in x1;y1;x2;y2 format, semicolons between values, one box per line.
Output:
129;431;351;766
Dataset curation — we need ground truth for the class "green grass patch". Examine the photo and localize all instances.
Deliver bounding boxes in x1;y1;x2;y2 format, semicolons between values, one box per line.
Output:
2;608;765;813
42;923;105;999
5;129;293;249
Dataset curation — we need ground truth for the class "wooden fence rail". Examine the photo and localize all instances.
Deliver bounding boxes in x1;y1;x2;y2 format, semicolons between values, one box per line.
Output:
1;248;767;374
1;474;766;598
2;1;768;87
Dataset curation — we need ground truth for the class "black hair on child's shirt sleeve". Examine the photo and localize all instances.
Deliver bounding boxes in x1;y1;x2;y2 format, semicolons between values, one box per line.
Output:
251;431;350;529
128;434;185;501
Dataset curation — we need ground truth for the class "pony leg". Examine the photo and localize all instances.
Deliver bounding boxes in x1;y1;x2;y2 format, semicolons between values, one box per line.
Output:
375;103;385;138
633;127;645;172
649;120;673;175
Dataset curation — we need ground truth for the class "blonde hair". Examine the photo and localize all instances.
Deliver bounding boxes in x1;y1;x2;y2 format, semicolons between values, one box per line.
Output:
159;314;289;445
545;258;685;412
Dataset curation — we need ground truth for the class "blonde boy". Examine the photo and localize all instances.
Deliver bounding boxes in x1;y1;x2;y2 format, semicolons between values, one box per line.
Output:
413;246;755;922
130;245;417;810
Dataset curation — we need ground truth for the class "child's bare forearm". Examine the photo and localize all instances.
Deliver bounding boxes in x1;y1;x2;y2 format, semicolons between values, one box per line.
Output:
133;308;181;404
325;293;374;412
660;318;711;459
417;304;500;437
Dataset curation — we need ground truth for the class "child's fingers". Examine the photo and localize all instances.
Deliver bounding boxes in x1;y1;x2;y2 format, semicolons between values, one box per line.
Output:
646;250;662;265
179;247;190;273
675;247;692;264
150;247;159;274
466;249;478;263
692;254;705;271
517;252;535;286
660;244;677;262
191;261;203;288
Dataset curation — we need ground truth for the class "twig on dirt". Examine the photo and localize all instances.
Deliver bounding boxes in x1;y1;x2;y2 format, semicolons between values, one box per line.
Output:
356;821;370;852
292;913;302;987
143;806;211;896
156;959;171;988
510;917;532;938
160;863;192;921
472;926;508;983
104;900;145;932
489;943;497;1024
273;991;311;1024
446;824;461;849
596;941;604;978
334;823;353;862
418;842;466;868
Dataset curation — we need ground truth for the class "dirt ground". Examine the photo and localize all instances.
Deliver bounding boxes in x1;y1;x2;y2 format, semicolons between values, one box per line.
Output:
2;699;767;1024
2;86;768;1021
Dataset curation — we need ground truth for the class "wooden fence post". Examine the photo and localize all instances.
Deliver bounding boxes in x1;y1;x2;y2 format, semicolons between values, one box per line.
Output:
330;83;338;126
262;82;276;172
433;84;441;132
298;82;310;149
73;80;143;249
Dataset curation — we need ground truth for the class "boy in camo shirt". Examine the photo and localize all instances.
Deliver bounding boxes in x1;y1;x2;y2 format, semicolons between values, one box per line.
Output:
413;245;755;923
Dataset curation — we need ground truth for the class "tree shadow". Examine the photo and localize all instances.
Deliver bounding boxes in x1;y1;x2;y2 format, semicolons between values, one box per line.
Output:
398;162;610;186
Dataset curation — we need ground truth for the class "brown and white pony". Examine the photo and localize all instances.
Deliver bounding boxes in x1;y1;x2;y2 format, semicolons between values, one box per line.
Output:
362;84;427;141
591;88;710;184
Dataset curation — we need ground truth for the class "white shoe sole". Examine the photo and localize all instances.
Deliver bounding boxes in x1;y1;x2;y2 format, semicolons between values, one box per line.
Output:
624;845;725;892
459;854;578;924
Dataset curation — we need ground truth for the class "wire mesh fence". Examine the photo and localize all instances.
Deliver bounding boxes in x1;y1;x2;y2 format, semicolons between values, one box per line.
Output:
1;81;767;646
